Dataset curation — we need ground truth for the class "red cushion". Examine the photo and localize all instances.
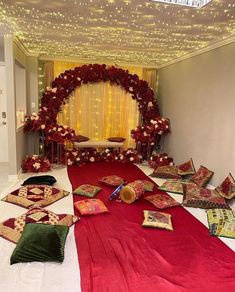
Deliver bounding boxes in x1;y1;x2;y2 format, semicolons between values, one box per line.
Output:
107;137;125;142
75;135;89;142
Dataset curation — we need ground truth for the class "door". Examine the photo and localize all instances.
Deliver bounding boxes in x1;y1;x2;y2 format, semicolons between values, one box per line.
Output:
0;64;8;163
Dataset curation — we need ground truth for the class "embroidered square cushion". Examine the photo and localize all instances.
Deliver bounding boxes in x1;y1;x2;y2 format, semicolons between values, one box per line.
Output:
99;175;125;187
150;165;181;179
206;209;235;239
107;137;126;142
73;184;101;197
182;183;230;209
0;207;79;243
1;185;70;209
142;210;173;231
10;223;69;265
158;179;184;194
135;180;154;192
215;173;235;200
190;165;214;187
22;175;57;186
177;159;196;176
74;199;109;215
145;193;180;209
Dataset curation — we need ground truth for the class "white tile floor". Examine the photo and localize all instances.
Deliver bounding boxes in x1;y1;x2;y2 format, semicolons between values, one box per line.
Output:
0;165;15;192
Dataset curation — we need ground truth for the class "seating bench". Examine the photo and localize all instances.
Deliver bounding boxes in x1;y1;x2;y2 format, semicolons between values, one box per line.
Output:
74;140;124;150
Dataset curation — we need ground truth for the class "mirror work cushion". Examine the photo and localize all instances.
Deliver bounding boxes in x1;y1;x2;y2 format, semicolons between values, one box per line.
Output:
190;165;214;187
73;184;101;197
99;175;125;187
215;173;235;200
1;185;70;209
22;175;57;186
135;180;154;192
145;193;180;209
182;183;230;209
150;165;181;179
74;199;109;215
206;209;235;239
10;223;69;265
0;207;79;244
177;159;196;176
142;210;173;231
158;179;184;194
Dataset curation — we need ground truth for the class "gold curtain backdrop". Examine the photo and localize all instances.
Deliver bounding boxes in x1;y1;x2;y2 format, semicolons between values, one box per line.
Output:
44;61;157;149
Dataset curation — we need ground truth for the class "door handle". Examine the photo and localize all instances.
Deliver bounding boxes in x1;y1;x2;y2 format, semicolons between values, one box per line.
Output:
2;121;6;125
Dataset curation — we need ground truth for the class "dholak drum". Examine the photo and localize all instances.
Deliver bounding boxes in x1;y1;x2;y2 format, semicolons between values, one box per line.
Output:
120;180;145;204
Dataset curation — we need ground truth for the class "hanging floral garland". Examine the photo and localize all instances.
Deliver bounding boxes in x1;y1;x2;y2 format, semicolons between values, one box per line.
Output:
24;64;161;143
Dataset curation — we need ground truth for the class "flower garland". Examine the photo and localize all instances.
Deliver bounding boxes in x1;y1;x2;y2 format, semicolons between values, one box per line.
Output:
24;64;161;144
64;148;143;166
22;155;51;173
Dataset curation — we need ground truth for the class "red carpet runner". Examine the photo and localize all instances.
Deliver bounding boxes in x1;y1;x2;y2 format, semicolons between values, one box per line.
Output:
68;162;235;292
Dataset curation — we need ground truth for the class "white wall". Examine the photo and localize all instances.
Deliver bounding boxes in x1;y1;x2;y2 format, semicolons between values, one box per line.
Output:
26;56;39;154
15;62;27;129
0;47;4;62
158;42;235;186
4;35;28;176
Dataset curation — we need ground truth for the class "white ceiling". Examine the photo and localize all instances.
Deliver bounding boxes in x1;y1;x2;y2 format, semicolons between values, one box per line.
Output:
0;0;234;67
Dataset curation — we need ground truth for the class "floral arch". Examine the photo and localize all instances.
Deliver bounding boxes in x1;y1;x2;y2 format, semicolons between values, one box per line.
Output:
24;64;164;142
24;64;170;168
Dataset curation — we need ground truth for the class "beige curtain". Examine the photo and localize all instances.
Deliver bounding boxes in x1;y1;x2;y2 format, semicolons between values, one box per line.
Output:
44;61;54;88
142;68;157;94
51;61;156;149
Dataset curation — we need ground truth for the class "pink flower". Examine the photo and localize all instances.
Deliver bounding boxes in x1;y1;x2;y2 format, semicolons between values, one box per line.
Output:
33;162;41;169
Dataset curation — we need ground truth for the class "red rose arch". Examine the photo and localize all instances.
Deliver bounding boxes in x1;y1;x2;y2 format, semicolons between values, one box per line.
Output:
24;64;169;163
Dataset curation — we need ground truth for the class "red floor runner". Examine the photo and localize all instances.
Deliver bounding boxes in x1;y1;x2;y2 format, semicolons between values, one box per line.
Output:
68;162;235;292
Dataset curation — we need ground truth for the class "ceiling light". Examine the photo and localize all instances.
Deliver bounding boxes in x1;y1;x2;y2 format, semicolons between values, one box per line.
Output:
150;0;213;8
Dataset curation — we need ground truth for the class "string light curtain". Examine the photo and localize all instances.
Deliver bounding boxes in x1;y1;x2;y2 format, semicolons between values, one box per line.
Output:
51;61;156;149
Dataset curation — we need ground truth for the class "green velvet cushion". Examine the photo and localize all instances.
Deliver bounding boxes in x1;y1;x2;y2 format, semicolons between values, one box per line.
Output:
10;223;69;265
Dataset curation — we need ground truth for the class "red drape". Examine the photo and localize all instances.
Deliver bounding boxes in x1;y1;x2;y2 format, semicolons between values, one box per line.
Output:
68;162;235;292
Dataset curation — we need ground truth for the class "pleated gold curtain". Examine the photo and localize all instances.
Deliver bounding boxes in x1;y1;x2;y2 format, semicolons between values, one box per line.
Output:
45;61;157;149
